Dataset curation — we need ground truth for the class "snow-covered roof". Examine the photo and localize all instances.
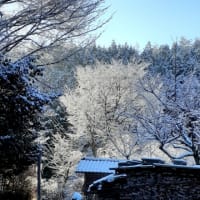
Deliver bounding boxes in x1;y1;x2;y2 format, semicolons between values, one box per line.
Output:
75;157;124;174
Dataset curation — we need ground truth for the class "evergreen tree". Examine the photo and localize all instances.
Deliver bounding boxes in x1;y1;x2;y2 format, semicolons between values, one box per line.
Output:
0;54;56;176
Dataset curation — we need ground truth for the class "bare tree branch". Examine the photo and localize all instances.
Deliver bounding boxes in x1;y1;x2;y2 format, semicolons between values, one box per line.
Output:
0;0;109;61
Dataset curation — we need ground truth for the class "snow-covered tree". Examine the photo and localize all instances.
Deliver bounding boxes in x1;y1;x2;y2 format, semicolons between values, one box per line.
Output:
43;133;72;181
42;132;81;198
0;0;108;62
62;62;145;159
0;54;56;175
40;99;73;178
135;67;200;164
141;42;155;64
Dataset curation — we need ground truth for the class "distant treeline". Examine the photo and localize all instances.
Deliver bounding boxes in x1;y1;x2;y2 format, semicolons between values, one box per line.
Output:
69;38;200;76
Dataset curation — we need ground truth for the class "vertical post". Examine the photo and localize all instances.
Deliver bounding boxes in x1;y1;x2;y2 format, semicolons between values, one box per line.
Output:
37;149;41;200
173;42;177;102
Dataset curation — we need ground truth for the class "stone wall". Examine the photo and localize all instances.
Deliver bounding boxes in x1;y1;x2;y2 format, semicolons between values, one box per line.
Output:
89;165;200;200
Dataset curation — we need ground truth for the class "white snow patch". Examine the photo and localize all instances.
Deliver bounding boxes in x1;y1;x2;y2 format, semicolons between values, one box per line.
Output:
88;174;127;192
0;135;12;140
71;192;82;200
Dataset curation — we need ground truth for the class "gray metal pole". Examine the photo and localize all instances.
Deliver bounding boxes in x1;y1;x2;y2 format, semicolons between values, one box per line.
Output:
37;149;41;200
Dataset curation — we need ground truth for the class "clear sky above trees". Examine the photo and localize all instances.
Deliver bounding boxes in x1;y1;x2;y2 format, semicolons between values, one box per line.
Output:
97;0;200;50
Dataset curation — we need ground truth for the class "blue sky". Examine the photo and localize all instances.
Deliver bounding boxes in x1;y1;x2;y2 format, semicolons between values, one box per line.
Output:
96;0;200;50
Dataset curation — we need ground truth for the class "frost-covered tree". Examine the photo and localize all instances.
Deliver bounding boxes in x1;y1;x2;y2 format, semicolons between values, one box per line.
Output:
62;62;145;159
41;99;72;179
0;0;108;62
42;132;82;199
39;99;83;199
135;68;200;164
0;54;56;175
141;42;155;63
141;39;200;76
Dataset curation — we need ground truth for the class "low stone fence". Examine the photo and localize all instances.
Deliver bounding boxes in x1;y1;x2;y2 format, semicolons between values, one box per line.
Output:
88;159;200;200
